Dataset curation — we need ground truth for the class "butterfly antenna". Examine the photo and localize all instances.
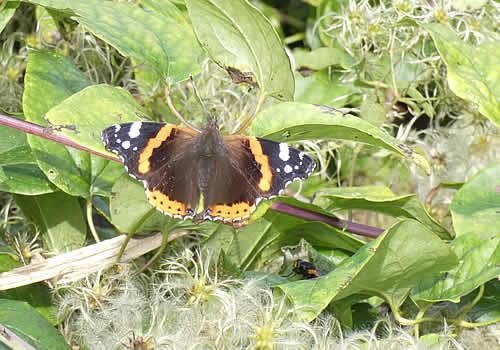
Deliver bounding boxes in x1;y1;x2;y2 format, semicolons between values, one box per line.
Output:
190;76;212;122
165;87;202;133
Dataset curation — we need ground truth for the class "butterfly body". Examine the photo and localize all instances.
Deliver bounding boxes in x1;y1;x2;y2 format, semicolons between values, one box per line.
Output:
102;120;315;224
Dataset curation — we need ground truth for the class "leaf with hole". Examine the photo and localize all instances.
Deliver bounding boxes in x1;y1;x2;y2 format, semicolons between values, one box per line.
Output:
185;0;294;100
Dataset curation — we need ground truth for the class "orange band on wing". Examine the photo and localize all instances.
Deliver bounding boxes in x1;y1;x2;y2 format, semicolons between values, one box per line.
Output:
138;125;175;174
147;189;190;217
209;202;254;220
248;137;272;192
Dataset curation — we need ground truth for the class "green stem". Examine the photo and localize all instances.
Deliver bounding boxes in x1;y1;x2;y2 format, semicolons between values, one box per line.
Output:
86;195;100;243
457;284;484;320
414;304;430;338
115;208;156;262
137;226;170;274
284;33;305;45
358;79;390;89
456;319;500;328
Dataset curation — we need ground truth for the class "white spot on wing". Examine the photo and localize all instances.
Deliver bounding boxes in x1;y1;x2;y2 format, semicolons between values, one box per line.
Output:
276;168;281;173
122;140;130;149
279;143;290;161
128;121;142;138
114;125;121;132
133;146;138;151
284;164;293;173
294;165;299;170
299;152;305;160
116;139;121;143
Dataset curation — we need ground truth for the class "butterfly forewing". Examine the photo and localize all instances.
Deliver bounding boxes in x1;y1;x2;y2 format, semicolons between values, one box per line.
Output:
102;122;200;219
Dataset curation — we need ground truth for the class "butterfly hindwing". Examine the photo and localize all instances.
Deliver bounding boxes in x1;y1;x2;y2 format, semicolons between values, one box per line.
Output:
257;138;316;197
202;136;315;222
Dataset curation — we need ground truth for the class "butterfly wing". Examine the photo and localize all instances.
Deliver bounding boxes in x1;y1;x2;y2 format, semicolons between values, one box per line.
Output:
102;122;200;219
202;136;315;222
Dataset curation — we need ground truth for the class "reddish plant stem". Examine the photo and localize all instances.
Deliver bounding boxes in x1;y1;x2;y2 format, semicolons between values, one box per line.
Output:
1;113;384;237
0;113;120;162
271;201;384;238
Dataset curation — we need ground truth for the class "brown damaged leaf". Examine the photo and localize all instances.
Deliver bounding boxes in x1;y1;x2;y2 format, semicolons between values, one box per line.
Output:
226;66;257;87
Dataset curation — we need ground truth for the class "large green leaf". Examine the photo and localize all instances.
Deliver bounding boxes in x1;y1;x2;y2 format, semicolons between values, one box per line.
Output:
23;50;124;198
450;163;500;237
0;299;70;350
0;1;19;33
252;102;430;174
185;0;294;100
225;199;365;272
0;125;55;195
15;192;86;253
425;24;500;127
278;219;457;321
23;50;93;197
317;186;451;239
411;231;499;303
45;84;146;156
27;0;202;82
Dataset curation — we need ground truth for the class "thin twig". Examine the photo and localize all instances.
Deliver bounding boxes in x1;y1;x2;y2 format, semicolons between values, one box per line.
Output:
271;201;384;238
0;113;121;163
165;87;202;132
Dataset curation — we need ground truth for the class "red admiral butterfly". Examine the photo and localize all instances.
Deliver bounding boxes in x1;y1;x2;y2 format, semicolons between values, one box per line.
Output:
102;119;315;223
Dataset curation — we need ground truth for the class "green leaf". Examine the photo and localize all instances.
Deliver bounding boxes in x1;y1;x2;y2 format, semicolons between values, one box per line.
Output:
411;232;499;303
45;84;146;156
185;0;294;100
0;253;56;325
450;163;500;237
23;50;124;198
317;186;451;239
252;102;431;174
0;1;19;33
294;71;358;108
425;23;500;127
109;174;171;233
27;0;202;82
15;192;86;253
23;49;94;197
0;125;55;195
224;199;364;271
278;219;457;321
0;299;70;350
293;47;356;70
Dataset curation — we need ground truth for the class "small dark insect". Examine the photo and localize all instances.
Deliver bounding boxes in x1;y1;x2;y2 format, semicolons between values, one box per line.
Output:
292;259;322;279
